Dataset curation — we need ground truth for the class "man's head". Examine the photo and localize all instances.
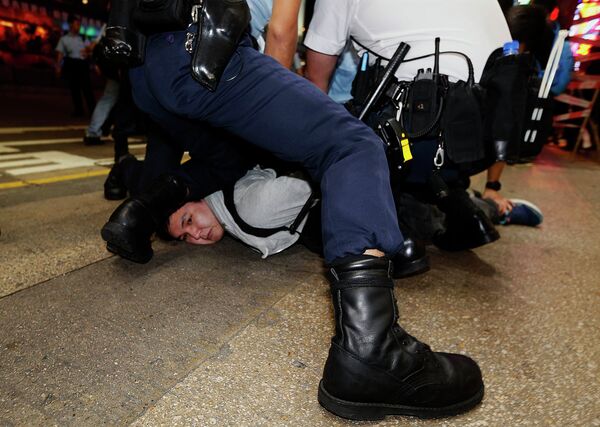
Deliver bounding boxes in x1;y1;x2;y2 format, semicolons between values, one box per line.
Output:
507;5;551;55
167;200;225;245
68;15;81;35
531;0;558;17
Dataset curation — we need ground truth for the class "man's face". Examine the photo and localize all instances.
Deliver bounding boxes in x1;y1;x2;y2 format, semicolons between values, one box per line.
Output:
167;200;225;245
70;20;81;34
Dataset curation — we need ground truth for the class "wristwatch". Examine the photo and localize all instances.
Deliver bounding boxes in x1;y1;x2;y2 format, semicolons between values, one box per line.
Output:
485;181;502;191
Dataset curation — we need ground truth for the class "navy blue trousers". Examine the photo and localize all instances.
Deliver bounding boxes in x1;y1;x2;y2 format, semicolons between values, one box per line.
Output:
129;32;403;263
130;119;255;200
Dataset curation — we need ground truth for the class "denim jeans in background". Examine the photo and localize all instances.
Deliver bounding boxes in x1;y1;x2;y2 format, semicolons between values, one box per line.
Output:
328;48;358;104
86;79;120;137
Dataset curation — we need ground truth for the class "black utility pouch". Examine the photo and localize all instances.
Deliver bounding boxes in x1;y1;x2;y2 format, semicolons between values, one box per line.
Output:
404;78;444;139
351;57;382;112
480;51;535;162
133;0;193;34
441;81;485;164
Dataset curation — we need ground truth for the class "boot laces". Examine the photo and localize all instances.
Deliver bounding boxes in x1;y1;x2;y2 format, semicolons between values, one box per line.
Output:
393;325;430;353
392;294;430;353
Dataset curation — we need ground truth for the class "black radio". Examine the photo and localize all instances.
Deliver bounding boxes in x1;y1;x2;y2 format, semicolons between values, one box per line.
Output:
402;38;446;140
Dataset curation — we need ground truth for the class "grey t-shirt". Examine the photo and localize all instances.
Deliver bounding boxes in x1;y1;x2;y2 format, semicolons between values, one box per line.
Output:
55;33;87;60
205;167;313;258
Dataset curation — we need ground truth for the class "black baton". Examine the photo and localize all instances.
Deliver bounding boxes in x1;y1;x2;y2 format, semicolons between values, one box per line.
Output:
358;42;410;121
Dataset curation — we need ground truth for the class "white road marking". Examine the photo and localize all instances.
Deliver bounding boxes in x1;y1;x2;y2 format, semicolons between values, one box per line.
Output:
0;146;19;154
0;137;144;147
94;154;146;167
0;137;95;146
0;155;49;168
0;125;87;135
0;151;98;175
0;134;147;180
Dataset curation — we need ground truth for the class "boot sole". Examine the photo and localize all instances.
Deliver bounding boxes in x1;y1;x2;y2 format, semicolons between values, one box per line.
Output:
393;256;430;279
104;189;128;201
101;221;153;264
318;380;484;421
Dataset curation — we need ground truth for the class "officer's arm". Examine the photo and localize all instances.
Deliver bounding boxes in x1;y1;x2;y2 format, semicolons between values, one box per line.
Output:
483;161;512;214
305;48;338;93
264;0;302;68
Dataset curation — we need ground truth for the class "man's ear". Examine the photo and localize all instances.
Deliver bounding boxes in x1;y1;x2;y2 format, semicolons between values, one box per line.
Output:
156;217;177;241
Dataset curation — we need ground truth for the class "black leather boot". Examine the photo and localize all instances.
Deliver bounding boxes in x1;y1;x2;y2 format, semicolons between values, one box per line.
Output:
433;188;499;251
392;237;429;279
104;154;136;201
101;174;188;263
319;256;484;421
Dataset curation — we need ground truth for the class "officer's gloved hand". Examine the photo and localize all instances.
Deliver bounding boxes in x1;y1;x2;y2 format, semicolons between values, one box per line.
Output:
103;27;146;66
104;0;146;66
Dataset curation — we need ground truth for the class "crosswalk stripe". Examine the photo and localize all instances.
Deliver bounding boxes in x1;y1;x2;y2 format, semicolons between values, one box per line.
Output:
0;146;19;154
0;137;95;146
0;125;88;135
0;151;98;175
0;137;144;146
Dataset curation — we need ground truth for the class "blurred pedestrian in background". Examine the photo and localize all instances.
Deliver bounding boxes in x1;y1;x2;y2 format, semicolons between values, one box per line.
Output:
55;15;95;117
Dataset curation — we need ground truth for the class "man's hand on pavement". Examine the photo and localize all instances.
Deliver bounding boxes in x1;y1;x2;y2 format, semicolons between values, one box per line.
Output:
483;188;513;215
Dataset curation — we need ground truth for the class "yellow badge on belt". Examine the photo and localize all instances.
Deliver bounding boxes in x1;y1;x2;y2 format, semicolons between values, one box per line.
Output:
400;132;412;162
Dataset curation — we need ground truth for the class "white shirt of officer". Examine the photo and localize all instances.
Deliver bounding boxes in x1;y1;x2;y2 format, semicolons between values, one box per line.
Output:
304;0;511;83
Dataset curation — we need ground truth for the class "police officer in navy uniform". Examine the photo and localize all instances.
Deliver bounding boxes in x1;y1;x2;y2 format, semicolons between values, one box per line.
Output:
100;0;485;420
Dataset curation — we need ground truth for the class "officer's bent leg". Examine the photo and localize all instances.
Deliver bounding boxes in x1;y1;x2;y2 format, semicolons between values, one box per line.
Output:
131;32;403;263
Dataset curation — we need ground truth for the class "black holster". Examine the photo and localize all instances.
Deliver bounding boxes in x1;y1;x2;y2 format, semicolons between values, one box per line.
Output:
105;0;249;92
190;0;250;91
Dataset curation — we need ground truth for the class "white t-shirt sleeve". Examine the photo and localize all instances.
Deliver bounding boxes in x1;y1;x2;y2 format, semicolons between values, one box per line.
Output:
55;37;66;55
234;168;312;229
304;0;356;56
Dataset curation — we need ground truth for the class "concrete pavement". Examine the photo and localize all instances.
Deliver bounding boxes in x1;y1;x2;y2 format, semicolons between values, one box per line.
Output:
0;124;599;426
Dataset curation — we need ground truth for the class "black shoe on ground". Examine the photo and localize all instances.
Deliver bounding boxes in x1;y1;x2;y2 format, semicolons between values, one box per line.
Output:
101;122;112;137
433;189;499;251
101;199;155;263
392;237;429;278
319;256;484;421
101;175;188;263
103;154;134;200
83;135;104;146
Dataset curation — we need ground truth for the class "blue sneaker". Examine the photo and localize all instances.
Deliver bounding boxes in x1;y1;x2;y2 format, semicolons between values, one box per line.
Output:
501;199;543;226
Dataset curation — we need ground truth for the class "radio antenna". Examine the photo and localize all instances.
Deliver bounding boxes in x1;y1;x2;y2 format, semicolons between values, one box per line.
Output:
433;37;440;81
